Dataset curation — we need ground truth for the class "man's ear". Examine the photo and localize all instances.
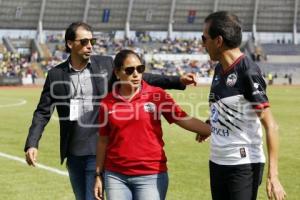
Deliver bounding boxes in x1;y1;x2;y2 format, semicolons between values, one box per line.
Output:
216;35;223;48
67;40;73;51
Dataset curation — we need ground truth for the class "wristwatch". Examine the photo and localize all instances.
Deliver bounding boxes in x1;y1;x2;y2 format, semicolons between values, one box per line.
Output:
94;171;103;178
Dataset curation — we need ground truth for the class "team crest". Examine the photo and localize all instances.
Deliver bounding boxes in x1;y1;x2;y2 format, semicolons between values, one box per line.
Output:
253;82;260;89
144;102;156;113
226;73;237;87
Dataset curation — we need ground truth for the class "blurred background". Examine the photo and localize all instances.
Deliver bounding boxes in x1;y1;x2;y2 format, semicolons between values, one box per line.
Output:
0;0;299;86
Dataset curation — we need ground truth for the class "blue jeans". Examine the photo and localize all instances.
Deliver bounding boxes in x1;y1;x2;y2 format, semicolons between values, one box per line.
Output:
66;155;96;200
104;170;169;200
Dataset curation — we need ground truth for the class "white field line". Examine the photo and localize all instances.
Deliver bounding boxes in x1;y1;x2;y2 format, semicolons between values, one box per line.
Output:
0;152;68;176
0;98;27;108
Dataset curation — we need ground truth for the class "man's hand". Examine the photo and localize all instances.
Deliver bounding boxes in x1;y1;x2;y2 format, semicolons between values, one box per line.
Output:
180;73;197;86
94;176;105;200
266;176;286;200
25;147;38;167
195;133;210;143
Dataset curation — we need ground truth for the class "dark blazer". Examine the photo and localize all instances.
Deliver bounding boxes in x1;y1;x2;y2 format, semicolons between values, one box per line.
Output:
24;55;186;164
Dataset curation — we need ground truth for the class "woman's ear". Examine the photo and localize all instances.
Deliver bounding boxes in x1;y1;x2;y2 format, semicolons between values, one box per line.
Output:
114;69;120;80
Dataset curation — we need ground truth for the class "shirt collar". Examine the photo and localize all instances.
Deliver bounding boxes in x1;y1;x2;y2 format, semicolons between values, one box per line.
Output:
220;54;244;76
68;56;91;72
112;80;148;102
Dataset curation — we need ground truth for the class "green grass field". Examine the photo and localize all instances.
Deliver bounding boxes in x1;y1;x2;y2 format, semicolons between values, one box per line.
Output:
0;86;299;200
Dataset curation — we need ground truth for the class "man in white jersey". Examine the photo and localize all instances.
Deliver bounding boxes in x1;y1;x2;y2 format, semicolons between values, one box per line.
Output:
202;11;286;200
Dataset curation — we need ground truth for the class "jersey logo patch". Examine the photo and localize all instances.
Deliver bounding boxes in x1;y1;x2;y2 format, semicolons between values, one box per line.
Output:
226;73;237;87
144;102;156;113
240;148;247;158
252;82;265;95
254;82;260;89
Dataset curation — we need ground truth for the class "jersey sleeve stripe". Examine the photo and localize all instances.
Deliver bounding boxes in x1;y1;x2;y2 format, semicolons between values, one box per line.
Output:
253;102;270;110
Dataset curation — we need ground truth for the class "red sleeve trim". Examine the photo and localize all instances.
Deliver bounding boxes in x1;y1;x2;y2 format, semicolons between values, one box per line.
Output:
253;102;270;110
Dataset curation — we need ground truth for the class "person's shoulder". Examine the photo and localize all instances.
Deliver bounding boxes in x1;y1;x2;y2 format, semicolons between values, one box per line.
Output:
91;55;113;70
143;81;165;94
48;60;68;74
102;92;114;102
238;56;261;74
214;63;222;72
100;93;115;107
142;81;171;102
91;55;113;62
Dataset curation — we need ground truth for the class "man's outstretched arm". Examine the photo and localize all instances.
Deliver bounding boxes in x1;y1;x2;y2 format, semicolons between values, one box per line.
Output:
143;73;196;90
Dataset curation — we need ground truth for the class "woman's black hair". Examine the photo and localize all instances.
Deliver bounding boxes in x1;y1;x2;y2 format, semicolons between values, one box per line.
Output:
108;49;143;91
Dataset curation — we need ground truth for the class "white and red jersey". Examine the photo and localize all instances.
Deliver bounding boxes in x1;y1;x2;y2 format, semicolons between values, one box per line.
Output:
209;55;268;165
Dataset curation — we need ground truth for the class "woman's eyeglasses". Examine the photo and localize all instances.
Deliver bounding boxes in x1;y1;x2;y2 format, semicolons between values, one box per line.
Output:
74;38;97;46
123;65;146;75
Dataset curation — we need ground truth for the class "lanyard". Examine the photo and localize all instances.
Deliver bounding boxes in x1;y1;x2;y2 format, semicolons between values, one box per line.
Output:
70;72;83;99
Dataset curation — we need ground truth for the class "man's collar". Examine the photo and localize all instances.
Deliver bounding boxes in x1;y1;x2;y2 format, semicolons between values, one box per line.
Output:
68;56;91;72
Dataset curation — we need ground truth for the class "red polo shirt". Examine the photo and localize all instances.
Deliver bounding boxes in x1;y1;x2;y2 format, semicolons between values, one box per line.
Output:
99;81;187;175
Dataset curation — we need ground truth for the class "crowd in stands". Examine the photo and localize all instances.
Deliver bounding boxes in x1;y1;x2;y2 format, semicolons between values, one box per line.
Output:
45;32;207;56
91;34;207;55
148;58;215;77
2;34;299;86
0;34;216;84
2;33;300;85
42;33;213;79
0;51;37;80
46;33;64;43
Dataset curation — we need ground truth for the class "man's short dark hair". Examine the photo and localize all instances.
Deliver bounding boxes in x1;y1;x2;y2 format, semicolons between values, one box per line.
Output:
64;22;93;53
205;11;242;48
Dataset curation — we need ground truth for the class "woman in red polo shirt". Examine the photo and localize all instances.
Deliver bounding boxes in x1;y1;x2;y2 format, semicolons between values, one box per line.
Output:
94;49;210;200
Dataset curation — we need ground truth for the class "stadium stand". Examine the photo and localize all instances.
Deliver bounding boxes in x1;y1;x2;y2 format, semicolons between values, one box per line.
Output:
88;0;128;31
257;0;294;32
0;0;41;29
43;0;85;30
0;0;299;85
0;0;297;33
261;44;300;55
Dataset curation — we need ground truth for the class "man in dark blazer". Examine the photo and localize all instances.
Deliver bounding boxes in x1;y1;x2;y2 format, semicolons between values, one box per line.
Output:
24;22;195;200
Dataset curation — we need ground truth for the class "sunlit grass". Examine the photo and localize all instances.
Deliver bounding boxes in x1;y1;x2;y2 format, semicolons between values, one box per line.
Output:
0;85;299;199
